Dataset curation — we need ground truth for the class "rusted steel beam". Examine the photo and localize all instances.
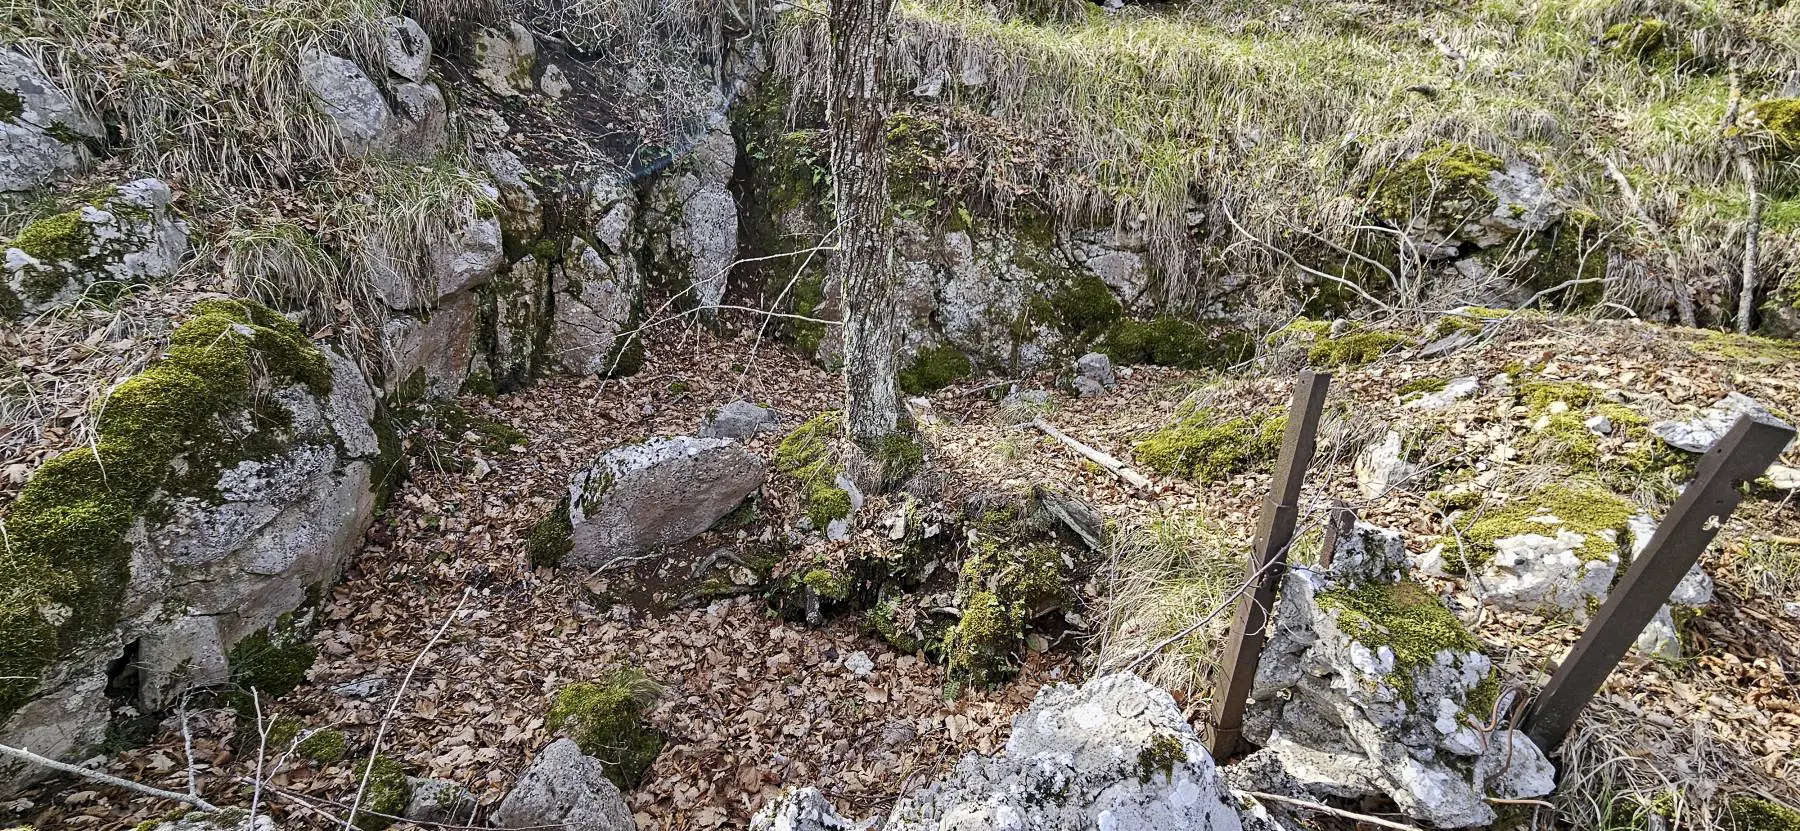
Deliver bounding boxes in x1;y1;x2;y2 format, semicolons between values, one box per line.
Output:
1523;412;1795;752
1204;370;1331;760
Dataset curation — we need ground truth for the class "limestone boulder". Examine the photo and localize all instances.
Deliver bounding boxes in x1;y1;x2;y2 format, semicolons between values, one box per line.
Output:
565;437;765;568
1;49;101;192
3;178;190;318
1354;430;1418;498
491;739;635;831
885;673;1245;831
381;16;432;82
644;124;738;313
297;49;392;154
389;81;448;157
472;22;537;98
1247;522;1554;828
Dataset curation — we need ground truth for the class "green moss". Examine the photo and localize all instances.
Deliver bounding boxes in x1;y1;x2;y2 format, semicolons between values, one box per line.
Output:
1048;273;1124;341
1370;144;1504;223
1136;733;1187;779
876;432;925;482
777;412;851;530
1750;99;1800;150
227;614;317;701
804;480;853;529
1398;377;1448;397
351;755;411;831
1102;317;1251;369
898;346;973;394
297;728;348;762
790;272;829;358
527;502;573;568
0;87;21;120
11;210;89;266
1465;669;1501;717
1134;406;1286;481
1602;18;1668;59
0;298;328;723
1519;380;1595;412
1267;318;1331;345
1316;579;1480;700
943;590;1022;689
1443;483;1634;572
802;568;852;601
1308;331;1411;367
1725;796;1800;831
545;669;665;789
1532;411;1600;466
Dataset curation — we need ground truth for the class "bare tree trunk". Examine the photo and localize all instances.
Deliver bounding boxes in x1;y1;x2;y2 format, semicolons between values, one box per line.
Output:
1721;69;1762;335
827;0;899;489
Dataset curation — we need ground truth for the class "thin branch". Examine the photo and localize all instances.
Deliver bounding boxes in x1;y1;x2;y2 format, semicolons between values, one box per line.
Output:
0;742;220;812
1031;418;1152;490
1243;791;1425;831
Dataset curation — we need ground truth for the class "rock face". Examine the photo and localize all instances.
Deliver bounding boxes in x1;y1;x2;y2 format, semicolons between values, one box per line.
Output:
1;49;101;193
0;302;383;790
1247;522;1554;828
553;235;641;376
884;673;1245;831
565;437;765;568
700;401;778;440
645;124;739;312
3;178;190;318
472;22;537;97
491;739;635;831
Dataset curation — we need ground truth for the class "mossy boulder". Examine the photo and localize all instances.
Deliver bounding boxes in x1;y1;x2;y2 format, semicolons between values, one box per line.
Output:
1601;18;1669;59
351;755;413;831
546;669;666;789
1101;317;1252;369
776;412;856;534
1749;99;1800;153
2;179;190;317
1134;406;1286;481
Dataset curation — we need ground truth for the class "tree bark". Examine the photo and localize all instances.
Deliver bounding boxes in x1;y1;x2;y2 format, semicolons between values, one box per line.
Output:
827;0;899;489
1721;70;1762;335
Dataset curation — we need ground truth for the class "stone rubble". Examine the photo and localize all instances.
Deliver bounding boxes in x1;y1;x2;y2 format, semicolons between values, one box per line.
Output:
491;739;636;831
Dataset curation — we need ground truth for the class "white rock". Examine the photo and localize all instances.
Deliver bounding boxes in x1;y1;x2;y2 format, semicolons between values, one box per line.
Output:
842;651;874;678
541;63;572;98
1404;376;1480;409
1481;530;1617;615
1634;605;1682;660
472;22;537;97
884;674;1244;831
1;49;102;192
406;776;477;824
1355;430;1418;498
389;81;448;157
1074;352;1115;395
565;437;765;568
751;787;858;831
1652;392;1796;454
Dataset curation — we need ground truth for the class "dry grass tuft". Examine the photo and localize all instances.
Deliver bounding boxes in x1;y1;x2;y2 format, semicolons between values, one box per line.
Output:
1095;512;1245;697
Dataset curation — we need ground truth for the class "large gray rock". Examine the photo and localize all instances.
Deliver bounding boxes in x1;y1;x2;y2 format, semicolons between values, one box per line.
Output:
566;437;765;568
3;178;190;317
645;124;738;313
1248;522;1554;828
1;49;101;192
368;197;504;310
381;288;480;396
552;235;640;375
1;342;381;789
491;739;635;831
297;48;392;154
1402;158;1563;254
389;81;448;157
1652;393;1796;454
700;401;777;440
886;673;1244;831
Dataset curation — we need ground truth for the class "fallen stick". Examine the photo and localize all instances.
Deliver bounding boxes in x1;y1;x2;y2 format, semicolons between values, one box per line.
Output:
1243;791;1424;831
1032;418;1152;490
0;742;219;812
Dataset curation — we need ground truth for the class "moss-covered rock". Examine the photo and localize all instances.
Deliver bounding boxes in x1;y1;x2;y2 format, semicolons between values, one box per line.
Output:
0;298;328;723
351;754;412;831
1316;579;1481;701
1442;483;1634;572
1370;144;1503;224
527;502;574;568
226;613;317;701
1134;406;1286;481
545;669;666;789
776;411;855;530
1101;317;1251;369
1749;99;1800;152
1308;330;1411;367
296;728;348;762
943;590;1022;689
1601;18;1669;59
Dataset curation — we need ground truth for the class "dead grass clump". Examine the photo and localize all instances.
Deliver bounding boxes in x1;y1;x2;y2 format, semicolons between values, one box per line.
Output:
1095;513;1244;697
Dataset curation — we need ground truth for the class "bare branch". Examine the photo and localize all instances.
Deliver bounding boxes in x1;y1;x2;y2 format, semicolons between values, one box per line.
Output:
0;742;219;812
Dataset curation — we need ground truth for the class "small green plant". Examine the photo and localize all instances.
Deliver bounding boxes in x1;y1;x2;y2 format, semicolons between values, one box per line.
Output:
898;346;973;394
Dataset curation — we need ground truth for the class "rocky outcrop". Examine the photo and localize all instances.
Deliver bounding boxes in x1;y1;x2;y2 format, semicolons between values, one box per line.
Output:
763;673;1246;830
3;178;190;318
0;300;384;789
644;123;738;312
565;437;765;568
491;739;635;831
552;234;641;376
298;48;393;155
1247;522;1555;828
1;49;101;193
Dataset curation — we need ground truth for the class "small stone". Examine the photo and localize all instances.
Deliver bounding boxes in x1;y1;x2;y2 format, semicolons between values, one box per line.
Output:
1585;414;1613;435
1074;352;1116;390
565;437;764;568
699;401;777;440
541;63;572;98
405;777;477;824
842;651;874;678
1634;605;1682;660
331;676;391;699
750;787;856;831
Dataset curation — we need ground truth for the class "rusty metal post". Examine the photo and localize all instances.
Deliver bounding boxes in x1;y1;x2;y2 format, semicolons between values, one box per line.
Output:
1522;413;1795;752
1203;369;1331;760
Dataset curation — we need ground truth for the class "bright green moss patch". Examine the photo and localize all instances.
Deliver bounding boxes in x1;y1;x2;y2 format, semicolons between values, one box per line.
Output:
777;411;853;529
351;754;411;831
1135;406;1286;481
1602;18;1668;59
1308;331;1411;367
1317;579;1480;700
898;345;972;394
1102;317;1252;369
228;614;317;701
297;728;348;762
1444;483;1634;572
1519;380;1595;412
1750;99;1800;150
1370;144;1504;222
11;210;89;266
1532;411;1600;466
1725;796;1800;831
546;669;665;789
0;298;328;723
802;568;852;601
804;480;853;529
943;590;1021;689
1398;377;1448;397
527;502;573;568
